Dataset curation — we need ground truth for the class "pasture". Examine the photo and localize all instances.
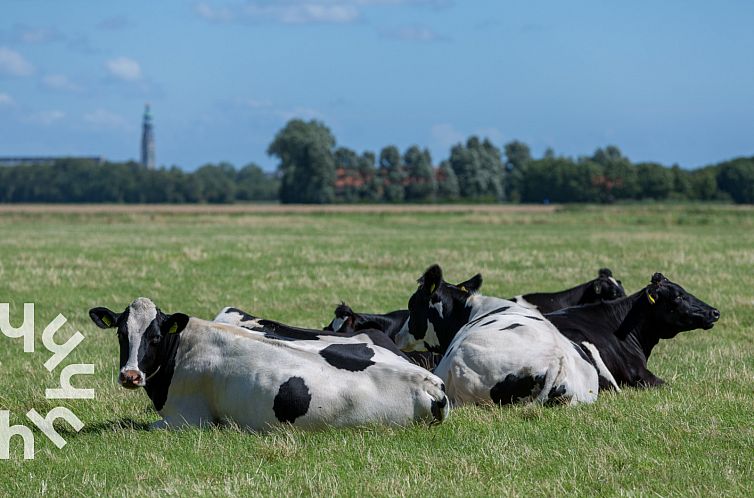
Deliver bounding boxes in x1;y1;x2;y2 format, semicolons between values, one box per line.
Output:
0;204;752;496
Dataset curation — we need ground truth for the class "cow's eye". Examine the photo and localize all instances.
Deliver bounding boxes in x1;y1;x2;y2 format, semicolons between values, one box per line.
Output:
675;296;683;302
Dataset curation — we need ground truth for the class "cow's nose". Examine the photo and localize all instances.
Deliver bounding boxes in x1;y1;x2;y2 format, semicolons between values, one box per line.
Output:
709;309;721;321
120;370;143;386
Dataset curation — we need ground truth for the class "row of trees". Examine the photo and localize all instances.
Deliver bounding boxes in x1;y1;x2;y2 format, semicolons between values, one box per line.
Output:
269;119;754;204
0;160;279;203
1;118;752;203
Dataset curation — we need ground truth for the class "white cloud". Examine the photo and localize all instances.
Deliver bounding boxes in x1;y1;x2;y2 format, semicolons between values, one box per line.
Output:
105;56;142;81
431;123;465;150
43;73;82;92
196;1;360;24
0;92;13;106
0;46;34;76
195;3;235;22
25;110;65;126
380;24;448;42
17;26;61;44
83;109;131;130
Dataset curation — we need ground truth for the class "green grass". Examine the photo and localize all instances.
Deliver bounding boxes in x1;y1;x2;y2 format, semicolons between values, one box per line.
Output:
0;204;752;497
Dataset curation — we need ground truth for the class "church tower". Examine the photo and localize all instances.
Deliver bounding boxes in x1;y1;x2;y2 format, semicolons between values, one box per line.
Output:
141;103;155;169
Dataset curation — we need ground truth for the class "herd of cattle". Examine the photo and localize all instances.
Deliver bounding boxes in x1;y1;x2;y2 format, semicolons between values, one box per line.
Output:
88;266;720;431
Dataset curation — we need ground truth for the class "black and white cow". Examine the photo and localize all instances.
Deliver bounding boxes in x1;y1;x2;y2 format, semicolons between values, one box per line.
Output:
89;298;449;430
393;265;613;406
510;268;625;313
545;273;720;387
325;269;622;338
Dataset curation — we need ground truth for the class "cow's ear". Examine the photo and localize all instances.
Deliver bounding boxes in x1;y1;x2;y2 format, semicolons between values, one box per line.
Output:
593;281;602;295
162;313;190;335
457;273;482;293
598;268;613;278
419;264;443;295
89;307;119;329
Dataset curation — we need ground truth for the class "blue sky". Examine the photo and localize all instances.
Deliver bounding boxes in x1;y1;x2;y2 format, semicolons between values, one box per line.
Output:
1;1;752;171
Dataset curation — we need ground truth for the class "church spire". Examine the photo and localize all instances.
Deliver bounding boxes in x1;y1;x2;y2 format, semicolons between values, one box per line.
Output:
141;103;155;169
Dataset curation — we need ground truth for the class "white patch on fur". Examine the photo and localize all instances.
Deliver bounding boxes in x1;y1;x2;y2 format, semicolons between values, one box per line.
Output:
330;317;346;332
122;297;157;385
430;300;444;318
580;341;620;391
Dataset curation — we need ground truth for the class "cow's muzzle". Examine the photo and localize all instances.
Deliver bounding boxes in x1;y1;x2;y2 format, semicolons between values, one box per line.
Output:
119;369;144;389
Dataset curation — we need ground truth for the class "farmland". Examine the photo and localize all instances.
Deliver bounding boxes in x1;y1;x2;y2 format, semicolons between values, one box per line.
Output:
0;204;752;496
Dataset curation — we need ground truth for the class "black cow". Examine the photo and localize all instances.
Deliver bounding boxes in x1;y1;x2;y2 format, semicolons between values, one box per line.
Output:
545;273;720;387
510;268;625;313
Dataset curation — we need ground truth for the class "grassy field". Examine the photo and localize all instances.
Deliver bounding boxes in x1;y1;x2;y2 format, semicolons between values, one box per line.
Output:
0;204;752;497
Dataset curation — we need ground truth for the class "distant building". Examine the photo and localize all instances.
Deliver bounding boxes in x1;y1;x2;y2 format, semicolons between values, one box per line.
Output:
141;103;155;169
0;156;104;167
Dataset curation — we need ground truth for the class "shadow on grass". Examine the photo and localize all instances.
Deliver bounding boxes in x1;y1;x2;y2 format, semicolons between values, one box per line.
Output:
61;418;153;435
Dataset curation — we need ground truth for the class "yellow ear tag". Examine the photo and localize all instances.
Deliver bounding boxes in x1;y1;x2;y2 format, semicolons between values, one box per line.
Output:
102;315;112;327
429;284;436;294
168;323;179;334
459;286;468;293
647;292;656;305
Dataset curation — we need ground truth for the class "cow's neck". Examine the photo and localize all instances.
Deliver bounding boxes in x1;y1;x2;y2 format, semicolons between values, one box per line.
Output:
143;332;182;412
523;281;587;306
577;291;659;359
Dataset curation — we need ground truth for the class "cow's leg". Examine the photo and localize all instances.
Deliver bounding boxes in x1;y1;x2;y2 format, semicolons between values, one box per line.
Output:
637;370;665;388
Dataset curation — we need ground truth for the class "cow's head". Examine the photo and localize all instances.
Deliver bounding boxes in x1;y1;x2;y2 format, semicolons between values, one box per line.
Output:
394;264;482;353
89;298;189;389
644;273;720;338
587;268;626;302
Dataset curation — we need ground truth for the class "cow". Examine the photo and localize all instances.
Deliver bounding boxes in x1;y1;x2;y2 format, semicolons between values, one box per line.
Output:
89;298;450;431
510;268;626;313
544;272;720;387
393;265;613;406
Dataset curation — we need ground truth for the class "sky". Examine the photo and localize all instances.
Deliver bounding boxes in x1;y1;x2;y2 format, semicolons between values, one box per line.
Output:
0;1;752;171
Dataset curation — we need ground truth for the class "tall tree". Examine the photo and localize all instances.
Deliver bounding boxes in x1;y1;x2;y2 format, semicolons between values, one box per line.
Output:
636;162;673;200
504;140;531;202
404;145;435;202
379;145;406;202
436;160;460;201
449;136;504;201
591;145;638;202
268;119;336;204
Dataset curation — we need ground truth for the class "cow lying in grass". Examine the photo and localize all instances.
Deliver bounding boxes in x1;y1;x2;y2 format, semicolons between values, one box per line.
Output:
394;265;610;406
510;268;625;313
89;298;449;431
324;268;624;371
545;273;720;387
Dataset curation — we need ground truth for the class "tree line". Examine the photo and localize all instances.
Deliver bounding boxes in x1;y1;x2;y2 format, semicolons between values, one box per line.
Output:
1;118;752;203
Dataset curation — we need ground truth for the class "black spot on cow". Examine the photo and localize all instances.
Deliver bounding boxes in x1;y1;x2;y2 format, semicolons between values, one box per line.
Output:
500;323;524;331
480;319;496;327
545;384;568;405
273;376;311;424
510;297;518;302
467;306;512;328
431;395;448;423
489;373;545;405
261;321;321;341
525;315;544;321
319;343;375;372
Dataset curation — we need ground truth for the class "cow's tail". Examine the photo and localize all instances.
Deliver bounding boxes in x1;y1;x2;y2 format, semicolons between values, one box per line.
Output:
535;356;571;405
